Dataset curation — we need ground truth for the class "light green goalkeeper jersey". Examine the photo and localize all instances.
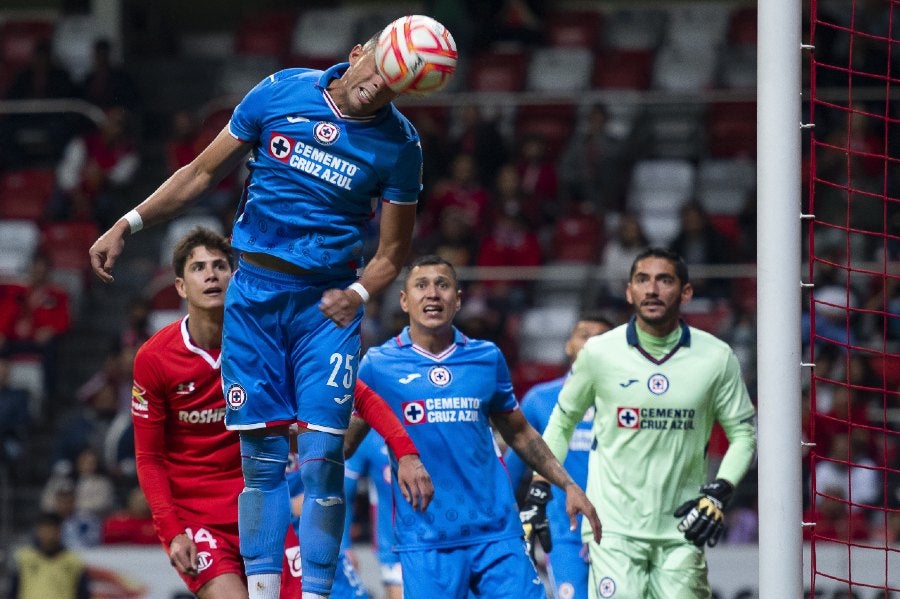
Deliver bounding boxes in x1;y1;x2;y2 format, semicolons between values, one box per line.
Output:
543;317;757;542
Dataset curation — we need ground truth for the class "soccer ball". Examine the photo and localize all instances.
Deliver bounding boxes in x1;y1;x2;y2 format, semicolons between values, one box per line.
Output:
375;15;458;95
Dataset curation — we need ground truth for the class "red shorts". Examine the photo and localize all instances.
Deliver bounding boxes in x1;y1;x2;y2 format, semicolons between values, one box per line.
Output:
167;520;303;597
170;521;244;594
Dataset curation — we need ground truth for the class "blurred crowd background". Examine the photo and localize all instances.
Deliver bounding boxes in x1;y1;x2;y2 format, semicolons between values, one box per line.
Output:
1;0;899;590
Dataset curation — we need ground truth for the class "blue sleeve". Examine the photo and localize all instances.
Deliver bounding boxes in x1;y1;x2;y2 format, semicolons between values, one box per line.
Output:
491;346;518;413
228;75;270;142
381;136;422;204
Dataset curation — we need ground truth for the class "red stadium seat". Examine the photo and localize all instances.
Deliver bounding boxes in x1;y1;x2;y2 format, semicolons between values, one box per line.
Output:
514;103;578;157
0;19;54;71
511;361;566;399
551;212;604;263
40;221;99;272
706;102;757;158
0;167;55;221
466;50;529;92
235;9;297;61
868;354;900;390
544;9;603;49
728;7;758;46
593;48;655;90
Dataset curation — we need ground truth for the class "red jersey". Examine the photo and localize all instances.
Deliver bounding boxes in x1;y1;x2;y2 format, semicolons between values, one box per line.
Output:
132;316;242;546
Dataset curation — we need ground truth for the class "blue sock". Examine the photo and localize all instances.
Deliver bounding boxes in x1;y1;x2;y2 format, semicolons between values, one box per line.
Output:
296;431;346;594
239;434;290;576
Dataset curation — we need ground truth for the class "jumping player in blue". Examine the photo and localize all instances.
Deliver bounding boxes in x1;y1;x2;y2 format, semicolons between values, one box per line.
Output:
354;255;602;598
89;24;430;599
343;431;402;599
504;313;612;599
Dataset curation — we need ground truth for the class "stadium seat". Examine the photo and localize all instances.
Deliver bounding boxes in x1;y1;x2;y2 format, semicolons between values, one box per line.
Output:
50;266;85;320
148;309;185;335
651;43;717;92
706;102;757;158
643;103;707;160
0;219;41;277
663;2;732;51
40;222;100;273
518;306;579;363
716;45;757;89
159;215;225;266
0;18;55;71
550;212;604;264
593;48;655;90
602;8;668;50
697;158;756;215
0;167;55;221
511;361;567;399
543;9;604;49
466;50;529;92
526;47;593;92
682;299;733;334
214;55;281;98
52;13;102;81
514;103;578;157
291;7;365;62
627;158;697;214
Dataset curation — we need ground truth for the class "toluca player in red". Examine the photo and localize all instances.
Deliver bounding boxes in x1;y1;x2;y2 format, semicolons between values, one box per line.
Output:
133;228;432;598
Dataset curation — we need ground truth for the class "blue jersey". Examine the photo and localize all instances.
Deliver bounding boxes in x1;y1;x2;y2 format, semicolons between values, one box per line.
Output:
504;376;593;546
358;327;523;552
344;430;397;566
228;64;422;274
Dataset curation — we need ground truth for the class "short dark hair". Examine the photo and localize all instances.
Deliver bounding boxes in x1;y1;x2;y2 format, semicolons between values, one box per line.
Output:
35;511;62;528
172;227;235;277
578;310;614;329
405;254;459;286
629;247;690;284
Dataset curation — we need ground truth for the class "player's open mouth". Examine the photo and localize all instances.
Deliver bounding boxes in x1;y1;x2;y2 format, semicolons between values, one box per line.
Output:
204;288;223;295
423;305;442;313
358;88;373;103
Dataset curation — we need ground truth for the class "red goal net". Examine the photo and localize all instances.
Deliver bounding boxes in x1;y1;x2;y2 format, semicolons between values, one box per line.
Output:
807;0;900;596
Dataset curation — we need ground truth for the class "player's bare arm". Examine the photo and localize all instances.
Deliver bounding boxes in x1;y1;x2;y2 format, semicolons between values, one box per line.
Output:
89;128;251;283
493;410;602;542
396;453;434;512
320;201;417;326
168;532;199;577
343;414;372;458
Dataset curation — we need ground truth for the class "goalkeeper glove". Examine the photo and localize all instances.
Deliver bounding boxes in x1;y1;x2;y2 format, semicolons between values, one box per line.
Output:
520;480;553;556
673;479;734;548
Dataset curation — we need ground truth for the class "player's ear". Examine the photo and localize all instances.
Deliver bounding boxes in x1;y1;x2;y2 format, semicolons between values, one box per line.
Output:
625;283;635;306
680;282;694;306
347;44;365;65
174;277;188;300
399;289;409;313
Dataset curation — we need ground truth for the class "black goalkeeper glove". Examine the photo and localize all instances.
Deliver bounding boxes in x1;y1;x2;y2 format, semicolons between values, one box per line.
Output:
520;480;553;556
673;479;734;548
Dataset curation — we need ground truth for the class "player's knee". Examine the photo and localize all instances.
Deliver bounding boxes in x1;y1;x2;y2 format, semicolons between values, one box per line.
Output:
238;483;290;573
240;434;289;489
296;430;345;498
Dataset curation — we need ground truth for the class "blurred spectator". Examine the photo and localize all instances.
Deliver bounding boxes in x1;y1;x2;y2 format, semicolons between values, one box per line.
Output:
600;212;649;299
54;481;103;550
408;108;454;195
8;511;91;599
448;105;509;188
163;108;238;219
101;485;156;544
0;253;71;400
413;205;479;268
119;297;151;351
0;39;79;168
51;377;119;472
476;212;542;312
74;341;135;414
803;486;871;542
49;105;140;227
814;432;881;509
558;104;633;213
421;152;490;238
0;356;31;466
803;284;860;349
515;133;559;224
78;38;141;112
669;201;734;299
489;161;543;230
71;446;116;519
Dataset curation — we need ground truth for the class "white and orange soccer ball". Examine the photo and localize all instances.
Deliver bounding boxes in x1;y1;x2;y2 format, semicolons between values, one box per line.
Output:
375;15;458;95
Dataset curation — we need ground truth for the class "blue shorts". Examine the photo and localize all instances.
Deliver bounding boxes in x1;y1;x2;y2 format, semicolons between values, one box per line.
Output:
548;539;589;599
223;259;361;433
398;537;545;599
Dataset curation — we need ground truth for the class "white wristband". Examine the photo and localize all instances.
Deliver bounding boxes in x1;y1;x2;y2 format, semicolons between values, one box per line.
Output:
347;282;370;303
122;209;143;234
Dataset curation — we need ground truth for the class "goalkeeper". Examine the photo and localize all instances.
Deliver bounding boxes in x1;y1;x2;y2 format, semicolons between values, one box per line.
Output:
540;248;756;599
